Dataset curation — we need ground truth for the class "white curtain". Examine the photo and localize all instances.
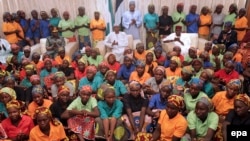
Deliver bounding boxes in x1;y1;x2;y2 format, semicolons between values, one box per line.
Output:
0;0;246;43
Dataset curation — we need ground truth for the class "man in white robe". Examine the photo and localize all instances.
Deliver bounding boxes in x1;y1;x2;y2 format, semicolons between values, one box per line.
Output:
122;0;142;40
163;26;191;55
0;38;11;64
104;25;128;62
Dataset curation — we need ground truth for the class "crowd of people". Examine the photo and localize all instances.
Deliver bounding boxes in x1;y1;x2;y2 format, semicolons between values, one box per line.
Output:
0;0;250;141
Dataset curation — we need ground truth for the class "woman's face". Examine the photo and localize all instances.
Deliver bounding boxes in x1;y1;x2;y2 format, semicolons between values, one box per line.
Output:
94;12;100;19
104;92;116;106
36;113;50;131
62;60;69;68
226;85;238;99
202;8;208;15
5;80;15;89
173;48;181;56
189;50;196;58
12;56;18;65
91;50;97;58
137;46;144;54
216;6;223;13
32;94;44;106
24;50;30;58
58;91;70;103
234;100;249;117
85;49;91;56
0;93;12;104
31;80;40;85
146;53;153;63
40;13;47;20
31;11;38;19
7;107;21;122
108;55;116;65
124;57;132;67
229;5;235;13
5;13;12;21
200;72;209;82
100;66;108;74
130;86;141;98
59;51;65;58
148;6;155;14
160;87;171;101
192;61;202;72
45;61;52;70
170;60;178;70
189;84;201;97
55;77;65;87
78;8;85;16
86;70;95;80
51;9;57;17
32;55;40;63
80;91;91;104
181;72;192;81
136;66;145;75
166;102;179;118
106;72;116;84
154;50;162;59
162;7;168;15
195;102;209;120
78;62;85;71
63;13;69;20
154;70;164;82
224;63;234;74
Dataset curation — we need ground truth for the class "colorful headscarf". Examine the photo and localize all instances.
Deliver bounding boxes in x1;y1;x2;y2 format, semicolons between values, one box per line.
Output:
32;85;44;95
171;56;181;67
182;66;193;75
202;69;214;79
80;85;92;93
86;66;97;74
105;70;116;78
43;58;53;64
58;85;70;95
160;80;172;89
6;99;21;109
34;106;60;126
167;95;184;109
30;75;40;83
198;97;213;111
146;51;156;61
0;87;16;99
154;66;165;74
99;61;109;68
135;60;146;67
78;57;87;65
25;64;35;71
97;84;114;100
189;78;204;88
227;79;241;90
235;94;250;107
54;71;65;79
0;70;7;77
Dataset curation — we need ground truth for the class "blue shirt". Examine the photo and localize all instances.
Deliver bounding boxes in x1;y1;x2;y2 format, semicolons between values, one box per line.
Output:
96;71;105;81
164;60;170;68
143;13;159;30
148;94;167;109
20;19;31;37
98;99;123;119
117;64;136;81
78;75;103;91
16;51;24;64
40;19;51;38
30;19;41;38
105;80;128;97
186;13;199;33
0;102;7;117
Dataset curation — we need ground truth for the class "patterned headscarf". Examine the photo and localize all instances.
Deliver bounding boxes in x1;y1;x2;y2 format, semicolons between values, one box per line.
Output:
86;66;97;74
135;60;146;67
182;66;193;75
171;56;181;67
99;61;109;69
54;71;65;79
189;78;204;88
235;94;250;107
58;85;70;95
146;51;156;61
80;85;92;93
34;106;61;126
97;84;114;100
78;57;87;65
227;79;241;90
32;85;44;95
30;75;40;83
25;64;35;71
154;66;165;74
105;70;116;78
167;95;184;109
6;99;21;109
0;87;16;99
198;97;213;111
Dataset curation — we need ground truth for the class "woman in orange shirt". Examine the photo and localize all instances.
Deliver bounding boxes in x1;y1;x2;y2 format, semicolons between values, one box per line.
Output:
54;47;71;66
29;107;67;141
129;60;151;85
145;51;158;76
234;8;248;42
165;56;182;85
198;6;212;40
134;43;147;62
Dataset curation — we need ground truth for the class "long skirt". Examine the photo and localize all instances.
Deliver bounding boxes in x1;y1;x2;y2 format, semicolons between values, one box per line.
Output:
95;117;128;141
67;115;95;140
122;111;152;140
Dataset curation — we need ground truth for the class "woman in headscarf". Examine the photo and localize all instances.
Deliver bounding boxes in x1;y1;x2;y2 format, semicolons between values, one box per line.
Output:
20;64;36;88
95;87;127;141
175;65;193;95
145;51;158;76
200;69;215;98
122;81;150;140
74;57;87;80
58;11;75;42
40;11;50;38
144;66;167;96
154;47;166;66
1;100;34;140
71;51;83;70
106;53;120;72
152;95;187;141
0;87;17;119
165;56;182;85
117;55;136;84
186;97;219;141
211;4;225;40
51;71;74;101
183;47;198;65
96;61;110;81
29;107;67;141
97;70;127;100
234;8;248;43
198;6;212;40
223;94;250;140
28;85;52;119
129;60;151;85
184;78;208;113
212;79;241;141
143;4;159;49
58;59;75;81
50;85;72;126
40;58;58;87
49;8;61;29
62;85;99;141
134;43;147;62
87;48;103;67
223;3;238;27
146;80;172;133
25;74;42;105
54;47;71;65
31;52;43;74
30;10;41;44
78;66;103;93
192;58;204;78
6;54;21;78
158;6;173;38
